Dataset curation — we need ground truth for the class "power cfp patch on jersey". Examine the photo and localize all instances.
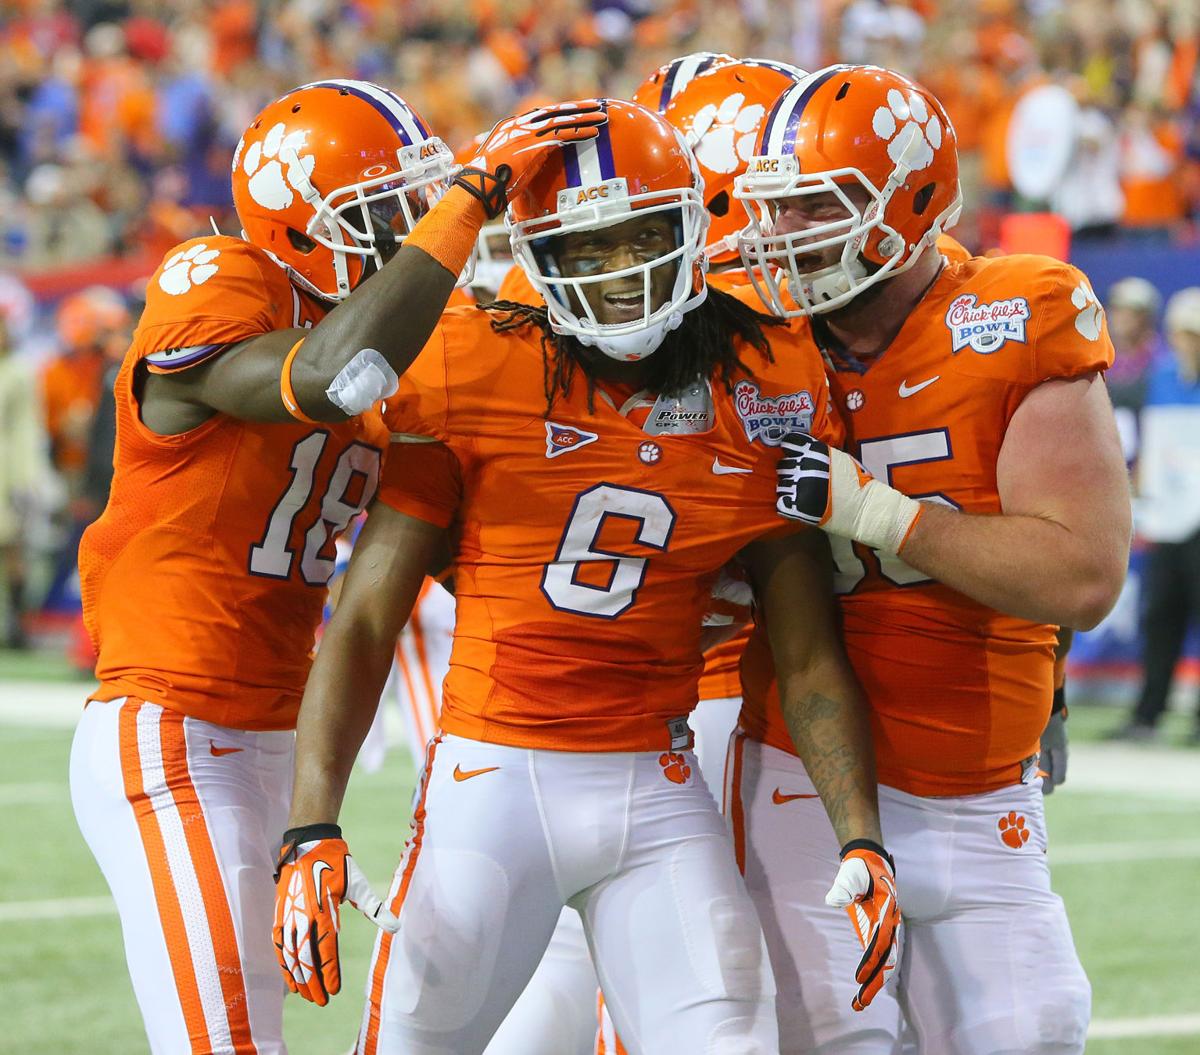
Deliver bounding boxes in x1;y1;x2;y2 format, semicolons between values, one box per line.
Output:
545;422;599;458
733;380;815;446
945;294;1031;354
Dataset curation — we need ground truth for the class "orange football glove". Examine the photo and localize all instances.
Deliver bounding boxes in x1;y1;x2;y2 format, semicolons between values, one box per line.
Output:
455;100;608;217
273;823;399;1006
825;840;900;1012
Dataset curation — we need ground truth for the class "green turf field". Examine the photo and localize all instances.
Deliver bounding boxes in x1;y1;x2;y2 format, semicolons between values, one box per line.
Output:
3;655;1198;1053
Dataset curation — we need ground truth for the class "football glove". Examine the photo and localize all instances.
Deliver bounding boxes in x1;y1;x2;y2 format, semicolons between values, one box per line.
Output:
702;562;755;628
775;432;923;555
825;840;900;1012
1039;704;1069;795
455;101;609;218
273;823;399;1006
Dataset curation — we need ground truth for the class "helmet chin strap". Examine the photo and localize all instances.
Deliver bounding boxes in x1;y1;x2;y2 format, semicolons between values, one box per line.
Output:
574;309;686;362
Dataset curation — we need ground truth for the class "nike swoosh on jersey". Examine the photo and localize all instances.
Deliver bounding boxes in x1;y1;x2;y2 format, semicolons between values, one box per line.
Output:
453;764;501;782
898;376;940;398
712;457;753;475
209;740;243;757
311;860;332;911
772;788;820;804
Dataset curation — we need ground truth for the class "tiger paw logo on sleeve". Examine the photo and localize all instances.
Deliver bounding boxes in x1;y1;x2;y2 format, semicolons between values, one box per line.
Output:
158;243;221;296
945;293;1031;354
1071;279;1104;341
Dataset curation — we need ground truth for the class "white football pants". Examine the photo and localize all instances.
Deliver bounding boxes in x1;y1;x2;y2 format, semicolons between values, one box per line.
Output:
356;733;778;1055
729;733;1090;1055
70;696;293;1055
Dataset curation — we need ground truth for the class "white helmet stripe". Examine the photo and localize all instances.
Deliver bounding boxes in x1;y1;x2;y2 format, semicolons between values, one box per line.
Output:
574;139;604;186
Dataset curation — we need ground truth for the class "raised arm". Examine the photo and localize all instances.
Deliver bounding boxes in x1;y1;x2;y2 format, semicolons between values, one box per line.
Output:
142;103;608;430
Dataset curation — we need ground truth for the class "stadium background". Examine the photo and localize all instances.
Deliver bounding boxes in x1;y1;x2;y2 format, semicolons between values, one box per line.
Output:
1;0;1198;1051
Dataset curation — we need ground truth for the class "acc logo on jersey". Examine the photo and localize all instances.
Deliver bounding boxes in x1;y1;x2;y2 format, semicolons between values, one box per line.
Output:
545;421;599;459
734;380;814;446
945;294;1031;354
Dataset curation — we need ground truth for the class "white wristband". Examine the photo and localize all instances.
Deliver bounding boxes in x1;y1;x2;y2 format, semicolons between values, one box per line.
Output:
825;449;923;555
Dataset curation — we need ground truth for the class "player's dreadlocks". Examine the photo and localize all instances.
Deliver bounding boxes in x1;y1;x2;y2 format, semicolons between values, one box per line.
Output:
485;286;782;417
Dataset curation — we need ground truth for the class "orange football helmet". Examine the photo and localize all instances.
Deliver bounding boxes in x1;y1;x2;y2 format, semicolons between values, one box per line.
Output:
662;59;806;265
231;79;454;302
508;99;709;362
631;52;736;114
735;65;962;316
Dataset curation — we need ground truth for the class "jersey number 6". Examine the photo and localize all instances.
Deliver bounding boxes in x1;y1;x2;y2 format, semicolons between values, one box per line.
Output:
542;483;677;618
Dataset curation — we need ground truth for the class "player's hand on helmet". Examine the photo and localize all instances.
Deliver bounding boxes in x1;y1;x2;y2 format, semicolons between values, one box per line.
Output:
273;823;398;1006
775;432;923;555
455;101;608;218
825;840;900;1012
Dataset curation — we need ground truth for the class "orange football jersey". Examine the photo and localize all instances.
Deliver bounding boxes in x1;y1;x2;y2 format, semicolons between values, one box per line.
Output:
379;306;842;752
494;263;540;305
739;254;1114;795
697;268;757;702
79;236;388;731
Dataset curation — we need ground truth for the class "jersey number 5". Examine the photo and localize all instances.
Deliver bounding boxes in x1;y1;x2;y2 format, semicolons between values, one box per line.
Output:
249;431;381;586
542;483;677;618
832;429;958;591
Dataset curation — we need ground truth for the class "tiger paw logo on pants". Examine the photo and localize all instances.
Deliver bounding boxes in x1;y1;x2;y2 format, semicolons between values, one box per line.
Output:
658;752;692;785
997;811;1031;849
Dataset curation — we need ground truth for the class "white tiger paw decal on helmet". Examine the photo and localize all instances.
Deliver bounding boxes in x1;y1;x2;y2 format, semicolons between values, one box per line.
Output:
871;88;941;172
688;93;765;175
1071;279;1104;341
241;122;316;211
158;244;221;296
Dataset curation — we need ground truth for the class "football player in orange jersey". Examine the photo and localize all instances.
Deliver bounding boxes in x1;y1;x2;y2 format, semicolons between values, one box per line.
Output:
274;99;899;1055
730;66;1131;1053
70;78;606;1055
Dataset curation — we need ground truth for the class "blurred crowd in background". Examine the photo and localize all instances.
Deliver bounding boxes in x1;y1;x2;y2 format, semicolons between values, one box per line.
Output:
1;0;1199;739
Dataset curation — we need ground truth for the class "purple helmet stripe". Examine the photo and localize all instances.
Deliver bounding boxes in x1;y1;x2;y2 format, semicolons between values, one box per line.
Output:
563;142;583;187
780;67;844;154
307;81;420;145
594;119;616;181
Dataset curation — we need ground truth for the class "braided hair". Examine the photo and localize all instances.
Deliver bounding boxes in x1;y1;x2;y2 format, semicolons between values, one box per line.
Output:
484;286;781;416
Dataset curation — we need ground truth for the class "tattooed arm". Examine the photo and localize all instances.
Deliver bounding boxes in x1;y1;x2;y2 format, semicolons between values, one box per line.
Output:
740;530;882;846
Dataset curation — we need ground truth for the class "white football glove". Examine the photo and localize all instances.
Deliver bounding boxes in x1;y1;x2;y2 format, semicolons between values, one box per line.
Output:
775;433;923;555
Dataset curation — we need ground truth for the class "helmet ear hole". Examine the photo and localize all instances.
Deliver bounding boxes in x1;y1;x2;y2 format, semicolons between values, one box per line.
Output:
912;183;936;216
707;191;730;218
287;228;318;254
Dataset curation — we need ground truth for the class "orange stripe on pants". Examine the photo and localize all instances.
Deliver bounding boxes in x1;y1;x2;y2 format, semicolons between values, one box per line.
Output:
359;734;442;1055
595;991;630;1054
118;701;258;1054
728;731;748;875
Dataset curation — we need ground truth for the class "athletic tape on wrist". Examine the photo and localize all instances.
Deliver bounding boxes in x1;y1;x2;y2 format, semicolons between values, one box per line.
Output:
405;184;489;278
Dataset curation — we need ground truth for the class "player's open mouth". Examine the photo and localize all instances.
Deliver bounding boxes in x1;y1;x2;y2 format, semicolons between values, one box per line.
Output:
602;289;646;320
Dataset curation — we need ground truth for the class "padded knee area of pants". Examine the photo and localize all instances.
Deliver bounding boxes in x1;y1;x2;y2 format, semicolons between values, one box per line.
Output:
706;1016;775;1055
1021;969;1090;1053
672;845;771;1002
387;848;511;1030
